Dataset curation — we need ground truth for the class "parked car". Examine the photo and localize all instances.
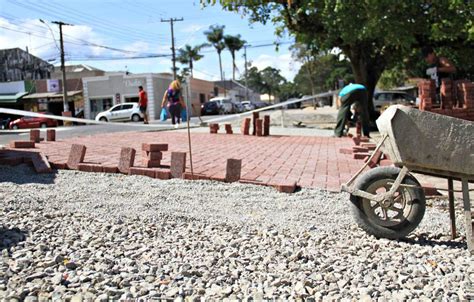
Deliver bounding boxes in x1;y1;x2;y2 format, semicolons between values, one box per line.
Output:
373;91;416;112
8;112;58;130
95;102;143;122
201;101;220;115
231;101;245;113
241;101;256;111
208;97;233;114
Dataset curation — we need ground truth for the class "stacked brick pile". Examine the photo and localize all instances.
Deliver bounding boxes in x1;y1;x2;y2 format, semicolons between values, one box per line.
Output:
418;79;474;121
142;143;167;167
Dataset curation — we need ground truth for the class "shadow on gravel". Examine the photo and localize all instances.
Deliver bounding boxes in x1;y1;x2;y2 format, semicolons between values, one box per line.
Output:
0;227;27;250
401;236;467;250
0;164;58;185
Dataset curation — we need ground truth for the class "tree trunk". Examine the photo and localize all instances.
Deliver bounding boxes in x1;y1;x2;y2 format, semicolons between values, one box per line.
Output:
218;51;224;81
347;47;386;119
190;60;193;78
231;52;236;80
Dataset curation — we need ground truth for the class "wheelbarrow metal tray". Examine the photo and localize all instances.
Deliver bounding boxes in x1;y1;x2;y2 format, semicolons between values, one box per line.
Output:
376;105;474;180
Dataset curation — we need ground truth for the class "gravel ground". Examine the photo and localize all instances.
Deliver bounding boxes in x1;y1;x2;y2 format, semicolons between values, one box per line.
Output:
0;165;472;301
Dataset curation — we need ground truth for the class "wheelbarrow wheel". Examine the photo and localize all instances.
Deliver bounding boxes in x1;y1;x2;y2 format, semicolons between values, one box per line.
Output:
350;166;426;239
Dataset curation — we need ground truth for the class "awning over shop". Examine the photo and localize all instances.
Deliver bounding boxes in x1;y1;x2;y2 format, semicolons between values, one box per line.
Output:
22;90;82;100
0;92;28;104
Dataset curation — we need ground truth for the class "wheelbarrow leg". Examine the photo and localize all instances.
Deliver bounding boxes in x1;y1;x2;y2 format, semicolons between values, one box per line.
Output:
461;178;473;253
447;178;457;239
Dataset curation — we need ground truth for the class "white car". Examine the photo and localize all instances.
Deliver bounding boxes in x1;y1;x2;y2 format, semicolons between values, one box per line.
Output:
209;97;233;114
95;102;143;122
241;101;255;111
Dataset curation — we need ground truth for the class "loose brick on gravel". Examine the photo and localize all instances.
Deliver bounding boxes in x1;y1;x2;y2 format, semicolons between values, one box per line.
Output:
67;144;87;169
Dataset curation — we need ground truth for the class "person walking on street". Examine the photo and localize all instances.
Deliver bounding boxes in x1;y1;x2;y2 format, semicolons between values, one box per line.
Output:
138;86;149;124
162;80;186;128
334;83;370;138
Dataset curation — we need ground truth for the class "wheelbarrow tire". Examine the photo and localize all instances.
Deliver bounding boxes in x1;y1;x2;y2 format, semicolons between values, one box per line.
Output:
350;166;426;239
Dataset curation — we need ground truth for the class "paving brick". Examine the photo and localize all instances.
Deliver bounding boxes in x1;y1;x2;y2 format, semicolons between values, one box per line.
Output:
30;129;40;143
142;150;163;161
209;124;219;134
129;167;156;178
352;146;369;153
274;180;297;193
67;144;87;169
241;118;250;135
339;148;353;155
142;159;161;168
225;123;233;134
49;161;67;169
252;112;259;135
102;165;118;173
46;129;56;141
353;152;371;160
78;163;104;173
352;137;360;146
155;169;171;180
10;141;35;148
118;147;135;174
263;115;270;136
360;143;376;150
141;143;168;152
31;152;52;173
170;152;186;178
182;172;210;180
225;158;242;182
367;150;383;168
255;119;263;136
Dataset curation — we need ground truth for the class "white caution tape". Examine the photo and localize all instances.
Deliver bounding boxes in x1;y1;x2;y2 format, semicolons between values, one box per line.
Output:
0;108;199;129
204;90;338;124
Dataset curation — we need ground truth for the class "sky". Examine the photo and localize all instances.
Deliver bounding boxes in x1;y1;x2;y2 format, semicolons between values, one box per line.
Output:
0;0;301;81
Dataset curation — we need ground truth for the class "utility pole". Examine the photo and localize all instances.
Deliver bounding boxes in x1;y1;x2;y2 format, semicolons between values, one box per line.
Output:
161;18;183;80
243;45;249;101
52;21;72;112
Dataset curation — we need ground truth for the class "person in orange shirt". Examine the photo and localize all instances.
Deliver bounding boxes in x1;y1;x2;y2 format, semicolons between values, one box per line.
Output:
138;85;148;124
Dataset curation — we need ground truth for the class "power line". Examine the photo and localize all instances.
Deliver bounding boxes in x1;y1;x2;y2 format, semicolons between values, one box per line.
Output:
7;0;166;44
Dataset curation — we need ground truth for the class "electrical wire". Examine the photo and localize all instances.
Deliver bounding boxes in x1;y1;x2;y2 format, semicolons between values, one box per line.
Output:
7;0;166;44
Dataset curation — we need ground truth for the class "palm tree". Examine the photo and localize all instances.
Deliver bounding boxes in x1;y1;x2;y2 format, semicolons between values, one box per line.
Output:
224;34;246;80
204;25;225;81
177;44;207;78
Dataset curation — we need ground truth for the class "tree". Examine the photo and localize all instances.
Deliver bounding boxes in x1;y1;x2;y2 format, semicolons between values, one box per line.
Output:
259;66;286;102
223;34;246;80
177;44;207;78
241;66;263;92
203;0;473;115
204;25;226;81
293;53;353;95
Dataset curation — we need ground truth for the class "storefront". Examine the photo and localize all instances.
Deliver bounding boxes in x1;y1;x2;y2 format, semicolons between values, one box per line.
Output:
83;73;216;120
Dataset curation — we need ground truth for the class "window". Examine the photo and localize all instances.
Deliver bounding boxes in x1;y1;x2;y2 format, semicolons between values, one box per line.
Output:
125;96;139;103
122;104;134;110
199;93;206;104
111;105;123;111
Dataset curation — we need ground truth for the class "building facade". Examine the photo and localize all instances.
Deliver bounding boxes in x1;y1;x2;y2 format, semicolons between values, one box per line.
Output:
0;48;54;82
83;73;216;120
213;80;260;103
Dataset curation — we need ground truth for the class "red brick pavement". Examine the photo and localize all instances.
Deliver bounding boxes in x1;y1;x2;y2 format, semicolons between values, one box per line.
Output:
4;132;362;192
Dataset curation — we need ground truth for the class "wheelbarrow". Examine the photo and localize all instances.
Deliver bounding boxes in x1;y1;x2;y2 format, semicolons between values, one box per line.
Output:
341;105;474;253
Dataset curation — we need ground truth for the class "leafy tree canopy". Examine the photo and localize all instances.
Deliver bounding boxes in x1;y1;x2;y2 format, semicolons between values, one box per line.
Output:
202;0;473;112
